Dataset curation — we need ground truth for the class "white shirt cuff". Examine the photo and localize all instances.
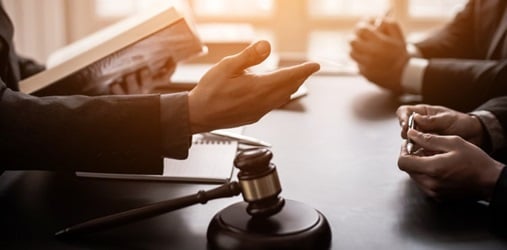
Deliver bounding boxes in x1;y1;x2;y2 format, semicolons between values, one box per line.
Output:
400;57;429;94
406;43;423;57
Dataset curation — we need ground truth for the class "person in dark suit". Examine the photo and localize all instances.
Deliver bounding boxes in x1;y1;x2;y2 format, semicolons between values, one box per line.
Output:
0;4;320;174
396;98;507;234
350;0;507;111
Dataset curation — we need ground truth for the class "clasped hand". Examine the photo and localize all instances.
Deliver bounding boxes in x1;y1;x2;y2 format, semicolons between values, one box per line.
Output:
349;18;409;92
396;105;504;201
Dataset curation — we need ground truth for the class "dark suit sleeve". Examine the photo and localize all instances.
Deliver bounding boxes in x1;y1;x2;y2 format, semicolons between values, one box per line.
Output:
415;0;475;59
412;0;507;112
0;80;190;174
475;97;507;234
475;96;507;131
489;166;507;236
421;59;507;112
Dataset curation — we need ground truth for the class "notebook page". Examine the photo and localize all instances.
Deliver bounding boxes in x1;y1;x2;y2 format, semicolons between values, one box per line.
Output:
76;127;242;183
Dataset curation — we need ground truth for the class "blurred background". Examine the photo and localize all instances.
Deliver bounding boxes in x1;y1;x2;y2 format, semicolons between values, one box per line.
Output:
4;0;467;70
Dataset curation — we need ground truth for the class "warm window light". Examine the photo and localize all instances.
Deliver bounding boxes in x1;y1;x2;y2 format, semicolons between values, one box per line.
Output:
192;0;273;17
309;0;389;17
409;0;467;18
95;0;171;17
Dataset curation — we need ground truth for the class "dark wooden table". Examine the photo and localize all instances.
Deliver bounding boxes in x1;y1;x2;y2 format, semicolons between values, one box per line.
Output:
1;75;506;249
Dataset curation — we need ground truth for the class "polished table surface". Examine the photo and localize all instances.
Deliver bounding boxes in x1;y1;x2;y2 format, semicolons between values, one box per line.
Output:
2;75;507;249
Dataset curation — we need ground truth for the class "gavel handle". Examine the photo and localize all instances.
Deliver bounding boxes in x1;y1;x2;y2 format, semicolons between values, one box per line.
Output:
55;181;241;239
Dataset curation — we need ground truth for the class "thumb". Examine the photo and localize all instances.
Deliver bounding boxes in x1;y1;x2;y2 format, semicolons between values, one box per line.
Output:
407;129;455;153
414;113;453;134
220;40;271;73
383;20;404;41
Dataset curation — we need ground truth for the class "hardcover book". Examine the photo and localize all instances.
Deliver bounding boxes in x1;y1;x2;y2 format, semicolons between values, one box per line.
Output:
19;5;204;95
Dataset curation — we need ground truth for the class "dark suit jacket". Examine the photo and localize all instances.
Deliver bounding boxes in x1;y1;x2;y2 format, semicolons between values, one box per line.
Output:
475;96;507;235
0;5;189;174
416;0;507;112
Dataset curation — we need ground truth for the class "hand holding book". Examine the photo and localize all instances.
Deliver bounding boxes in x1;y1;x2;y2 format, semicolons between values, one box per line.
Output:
109;58;176;95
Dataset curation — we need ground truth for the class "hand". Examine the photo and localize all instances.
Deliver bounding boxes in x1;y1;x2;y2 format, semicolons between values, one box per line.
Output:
349;18;409;92
398;129;504;201
109;58;176;94
396;104;484;147
188;40;320;133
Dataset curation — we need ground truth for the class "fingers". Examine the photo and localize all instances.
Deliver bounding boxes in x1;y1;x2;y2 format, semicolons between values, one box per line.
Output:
349;46;377;68
396;106;410;123
407;129;459;153
109;72;140;95
218;40;271;74
396;104;449;137
263;62;320;91
109;81;125;95
413;112;454;133
125;73;141;94
381;19;404;41
352;30;386;55
398;140;445;176
396;105;412;130
409;173;439;198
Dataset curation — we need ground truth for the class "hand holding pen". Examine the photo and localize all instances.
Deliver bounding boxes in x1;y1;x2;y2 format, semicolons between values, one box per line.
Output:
374;9;393;31
349;9;409;92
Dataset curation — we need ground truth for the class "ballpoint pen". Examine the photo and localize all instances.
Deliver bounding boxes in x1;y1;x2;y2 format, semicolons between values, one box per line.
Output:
374;9;393;28
210;130;272;148
406;112;416;154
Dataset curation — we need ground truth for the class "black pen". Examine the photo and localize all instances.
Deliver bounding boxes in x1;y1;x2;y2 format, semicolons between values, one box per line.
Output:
406;112;416;154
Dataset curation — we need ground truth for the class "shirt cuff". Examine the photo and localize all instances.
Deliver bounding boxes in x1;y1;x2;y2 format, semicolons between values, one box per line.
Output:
469;110;506;153
406;43;423;57
400;57;428;94
160;92;192;159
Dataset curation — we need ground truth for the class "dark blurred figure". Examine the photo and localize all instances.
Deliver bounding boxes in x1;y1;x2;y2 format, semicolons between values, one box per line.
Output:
350;0;507;112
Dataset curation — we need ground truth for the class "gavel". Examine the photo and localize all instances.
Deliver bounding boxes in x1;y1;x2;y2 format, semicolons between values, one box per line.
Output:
56;148;331;250
55;148;285;238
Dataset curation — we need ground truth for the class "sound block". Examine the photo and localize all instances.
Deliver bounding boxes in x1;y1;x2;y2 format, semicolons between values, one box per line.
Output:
207;199;331;250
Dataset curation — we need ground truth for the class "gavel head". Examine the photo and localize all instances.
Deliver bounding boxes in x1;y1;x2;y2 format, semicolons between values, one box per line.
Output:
234;148;285;218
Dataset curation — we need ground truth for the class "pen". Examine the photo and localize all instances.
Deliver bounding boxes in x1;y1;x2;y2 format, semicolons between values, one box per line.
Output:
210;130;272;148
406;112;416;154
374;9;393;28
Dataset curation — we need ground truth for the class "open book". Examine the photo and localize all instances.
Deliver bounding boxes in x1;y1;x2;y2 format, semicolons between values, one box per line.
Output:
19;5;203;95
77;127;242;183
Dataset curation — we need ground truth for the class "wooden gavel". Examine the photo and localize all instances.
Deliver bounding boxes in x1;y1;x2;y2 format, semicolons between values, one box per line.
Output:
55;148;284;238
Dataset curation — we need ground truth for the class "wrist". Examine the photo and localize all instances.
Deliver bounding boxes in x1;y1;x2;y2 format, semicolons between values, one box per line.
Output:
188;91;208;134
400;57;428;94
468;114;486;147
480;162;505;201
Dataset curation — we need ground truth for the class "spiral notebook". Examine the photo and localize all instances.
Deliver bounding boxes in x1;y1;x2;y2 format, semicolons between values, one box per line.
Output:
76;127;242;183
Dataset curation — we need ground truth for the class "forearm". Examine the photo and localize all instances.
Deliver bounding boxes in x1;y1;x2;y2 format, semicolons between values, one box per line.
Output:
422;59;507;112
160;92;192;159
0;86;170;174
489;166;507;236
469;110;505;153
